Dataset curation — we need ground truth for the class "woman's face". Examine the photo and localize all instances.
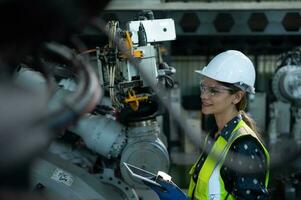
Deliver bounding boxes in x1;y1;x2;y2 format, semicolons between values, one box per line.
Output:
200;77;237;115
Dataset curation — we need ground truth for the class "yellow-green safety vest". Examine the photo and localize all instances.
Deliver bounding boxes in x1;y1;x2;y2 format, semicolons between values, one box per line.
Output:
188;120;270;200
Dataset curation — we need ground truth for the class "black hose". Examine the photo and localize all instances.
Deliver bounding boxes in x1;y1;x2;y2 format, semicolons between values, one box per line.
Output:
40;42;102;130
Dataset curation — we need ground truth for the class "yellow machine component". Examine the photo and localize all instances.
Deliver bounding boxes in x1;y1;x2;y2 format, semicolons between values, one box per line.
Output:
124;90;148;111
133;49;143;58
120;31;143;59
124;31;132;51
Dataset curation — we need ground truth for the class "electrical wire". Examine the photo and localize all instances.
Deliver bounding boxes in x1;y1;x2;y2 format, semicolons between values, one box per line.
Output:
77;49;97;55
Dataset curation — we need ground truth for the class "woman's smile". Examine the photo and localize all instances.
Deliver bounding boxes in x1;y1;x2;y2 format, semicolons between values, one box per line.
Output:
202;102;212;107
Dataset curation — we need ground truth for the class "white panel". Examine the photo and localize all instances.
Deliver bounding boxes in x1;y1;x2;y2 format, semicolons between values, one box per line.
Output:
128;19;176;44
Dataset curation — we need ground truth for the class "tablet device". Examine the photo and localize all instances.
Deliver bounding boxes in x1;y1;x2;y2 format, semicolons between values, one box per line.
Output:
123;162;164;188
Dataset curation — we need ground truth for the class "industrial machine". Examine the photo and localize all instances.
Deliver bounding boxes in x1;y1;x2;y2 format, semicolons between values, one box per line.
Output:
268;46;301;200
269;46;301;143
17;11;177;200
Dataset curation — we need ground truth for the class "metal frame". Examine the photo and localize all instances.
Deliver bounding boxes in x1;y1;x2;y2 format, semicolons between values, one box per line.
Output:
101;10;301;36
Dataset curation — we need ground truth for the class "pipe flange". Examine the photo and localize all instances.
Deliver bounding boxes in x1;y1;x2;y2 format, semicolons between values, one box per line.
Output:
272;65;300;103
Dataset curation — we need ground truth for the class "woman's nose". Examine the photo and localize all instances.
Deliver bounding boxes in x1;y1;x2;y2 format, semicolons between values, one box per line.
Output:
200;90;210;99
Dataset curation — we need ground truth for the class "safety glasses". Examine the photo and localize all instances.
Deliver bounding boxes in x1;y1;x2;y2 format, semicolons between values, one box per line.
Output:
200;83;234;96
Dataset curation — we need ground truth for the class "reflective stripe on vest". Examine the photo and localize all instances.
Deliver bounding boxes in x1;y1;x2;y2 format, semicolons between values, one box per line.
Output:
188;120;270;200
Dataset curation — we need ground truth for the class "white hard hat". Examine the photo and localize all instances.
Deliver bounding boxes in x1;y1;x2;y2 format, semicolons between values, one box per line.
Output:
195;50;255;94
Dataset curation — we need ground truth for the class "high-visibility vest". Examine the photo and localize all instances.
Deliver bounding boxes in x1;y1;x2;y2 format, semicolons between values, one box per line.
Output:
188;120;270;200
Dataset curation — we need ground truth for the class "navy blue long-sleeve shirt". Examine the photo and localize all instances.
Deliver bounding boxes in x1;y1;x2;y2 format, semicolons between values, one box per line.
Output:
220;136;269;200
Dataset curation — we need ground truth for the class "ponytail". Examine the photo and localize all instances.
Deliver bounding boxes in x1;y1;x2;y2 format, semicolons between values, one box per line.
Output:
239;110;257;133
236;94;264;143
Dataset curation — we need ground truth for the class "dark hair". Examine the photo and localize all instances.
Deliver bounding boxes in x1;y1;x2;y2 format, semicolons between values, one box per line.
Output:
219;82;263;141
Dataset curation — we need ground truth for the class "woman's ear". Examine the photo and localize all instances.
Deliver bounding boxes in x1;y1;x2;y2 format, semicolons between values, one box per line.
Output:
232;91;244;104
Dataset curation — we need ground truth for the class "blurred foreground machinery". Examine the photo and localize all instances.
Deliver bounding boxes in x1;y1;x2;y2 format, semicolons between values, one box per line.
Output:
268;46;301;200
21;11;177;200
0;1;112;199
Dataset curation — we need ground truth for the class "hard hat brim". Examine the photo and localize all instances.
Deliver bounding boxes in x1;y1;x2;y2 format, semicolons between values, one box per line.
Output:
195;69;205;75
